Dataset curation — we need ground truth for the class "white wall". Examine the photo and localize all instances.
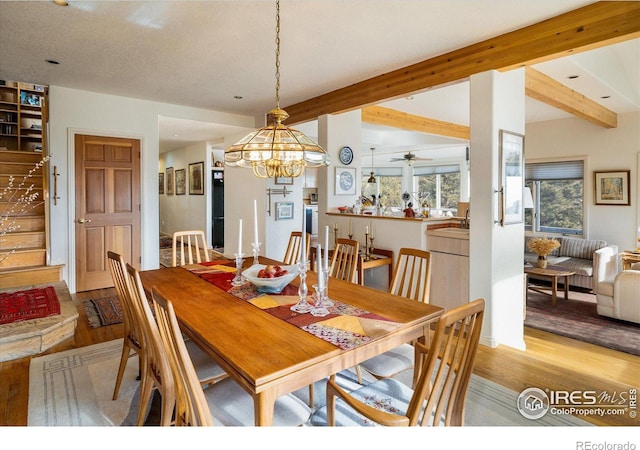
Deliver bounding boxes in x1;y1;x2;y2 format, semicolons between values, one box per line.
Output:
48;86;254;292
526;111;640;251
159;142;208;236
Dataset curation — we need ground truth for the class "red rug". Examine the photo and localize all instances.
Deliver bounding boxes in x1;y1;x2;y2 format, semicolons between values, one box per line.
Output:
0;286;61;325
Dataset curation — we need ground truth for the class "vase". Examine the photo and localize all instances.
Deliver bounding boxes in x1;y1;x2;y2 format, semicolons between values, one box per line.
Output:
537;255;548;269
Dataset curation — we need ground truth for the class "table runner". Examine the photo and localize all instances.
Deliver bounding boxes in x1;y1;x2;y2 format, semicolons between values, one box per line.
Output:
184;262;401;350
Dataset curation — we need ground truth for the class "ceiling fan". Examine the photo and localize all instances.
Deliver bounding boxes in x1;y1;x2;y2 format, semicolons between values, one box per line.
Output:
389;152;432;166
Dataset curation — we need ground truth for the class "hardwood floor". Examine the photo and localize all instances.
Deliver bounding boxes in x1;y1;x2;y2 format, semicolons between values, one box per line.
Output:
1;287;638;426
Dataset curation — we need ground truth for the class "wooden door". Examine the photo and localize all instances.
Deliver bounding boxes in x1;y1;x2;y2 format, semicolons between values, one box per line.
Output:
75;134;140;292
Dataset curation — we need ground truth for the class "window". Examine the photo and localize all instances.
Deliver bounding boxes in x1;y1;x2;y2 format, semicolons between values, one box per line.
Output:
525;160;584;235
361;168;403;207
413;165;461;213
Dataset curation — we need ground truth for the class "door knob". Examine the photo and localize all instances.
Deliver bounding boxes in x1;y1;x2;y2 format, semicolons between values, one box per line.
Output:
78;218;92;223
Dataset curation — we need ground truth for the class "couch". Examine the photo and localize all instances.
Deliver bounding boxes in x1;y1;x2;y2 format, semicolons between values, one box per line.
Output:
524;236;618;291
596;262;640;324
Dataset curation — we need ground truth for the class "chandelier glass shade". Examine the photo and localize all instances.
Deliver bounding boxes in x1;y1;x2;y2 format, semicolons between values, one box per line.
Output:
224;108;329;178
224;0;329;179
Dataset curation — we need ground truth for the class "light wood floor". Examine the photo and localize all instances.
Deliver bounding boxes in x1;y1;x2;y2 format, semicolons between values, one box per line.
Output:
1;288;638;426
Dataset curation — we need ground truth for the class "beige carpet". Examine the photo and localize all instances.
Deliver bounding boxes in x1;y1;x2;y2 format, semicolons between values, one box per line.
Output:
28;338;590;426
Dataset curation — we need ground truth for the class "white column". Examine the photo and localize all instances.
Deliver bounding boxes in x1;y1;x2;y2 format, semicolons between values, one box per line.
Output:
316;110;362;228
469;68;526;350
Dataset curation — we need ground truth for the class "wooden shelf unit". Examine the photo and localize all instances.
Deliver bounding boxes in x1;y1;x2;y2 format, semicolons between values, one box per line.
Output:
0;82;46;152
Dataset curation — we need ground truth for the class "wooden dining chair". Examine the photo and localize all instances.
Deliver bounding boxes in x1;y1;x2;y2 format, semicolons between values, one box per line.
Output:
329;238;360;283
358;248;433;381
107;251;143;401
282;231;311;265
310;298;485;427
125;263;228;426
172;230;210;267
151;286;313;426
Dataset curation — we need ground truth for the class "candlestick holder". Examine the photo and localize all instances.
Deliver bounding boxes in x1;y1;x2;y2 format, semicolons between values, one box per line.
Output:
368;236;375;257
290;260;313;313
231;253;245;286
348;234;353;240
334;226;339;248
364;232;370;259
322;266;334;306
251;242;261;266
311;284;329;317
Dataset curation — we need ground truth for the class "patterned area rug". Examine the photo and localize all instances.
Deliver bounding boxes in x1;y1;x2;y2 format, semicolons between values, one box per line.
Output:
525;289;640;356
0;285;60;325
83;296;123;328
28;338;590;427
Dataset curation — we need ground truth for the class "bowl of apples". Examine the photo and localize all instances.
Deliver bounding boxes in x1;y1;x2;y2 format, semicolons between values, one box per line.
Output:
242;263;300;293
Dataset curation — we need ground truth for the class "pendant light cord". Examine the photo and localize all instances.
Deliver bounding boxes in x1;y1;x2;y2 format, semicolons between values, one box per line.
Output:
275;0;281;110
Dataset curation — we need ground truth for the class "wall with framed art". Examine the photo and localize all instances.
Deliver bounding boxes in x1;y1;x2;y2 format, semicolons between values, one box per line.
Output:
498;129;524;225
189;161;204;195
165;167;174;195
275;176;293;185
594;170;630;205
275;202;294;220
335;167;356;195
158;172;165;194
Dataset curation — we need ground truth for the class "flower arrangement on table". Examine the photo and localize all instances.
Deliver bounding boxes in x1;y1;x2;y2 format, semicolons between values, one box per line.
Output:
527;236;560;268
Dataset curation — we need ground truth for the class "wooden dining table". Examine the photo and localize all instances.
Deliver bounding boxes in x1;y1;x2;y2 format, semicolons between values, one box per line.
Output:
139;256;443;426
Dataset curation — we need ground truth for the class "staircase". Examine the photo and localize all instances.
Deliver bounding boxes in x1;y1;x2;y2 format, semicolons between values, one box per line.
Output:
0;150;62;288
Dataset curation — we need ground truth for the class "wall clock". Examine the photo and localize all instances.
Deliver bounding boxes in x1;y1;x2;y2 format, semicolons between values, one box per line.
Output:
339;146;354;165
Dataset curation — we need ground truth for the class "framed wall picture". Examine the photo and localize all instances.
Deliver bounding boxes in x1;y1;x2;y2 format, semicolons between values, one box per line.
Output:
189;161;204;195
158;172;165;195
335;167;356;195
275;202;294;220
166;167;174;195
175;169;186;195
499;129;525;225
275;176;293;185
594;170;630;205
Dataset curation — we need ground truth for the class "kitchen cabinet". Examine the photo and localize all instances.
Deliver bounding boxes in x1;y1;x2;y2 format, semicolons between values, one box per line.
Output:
427;229;469;311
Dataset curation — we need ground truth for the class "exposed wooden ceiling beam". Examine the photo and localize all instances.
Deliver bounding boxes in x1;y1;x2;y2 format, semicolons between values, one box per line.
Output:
284;1;640;125
525;67;617;128
362;106;470;140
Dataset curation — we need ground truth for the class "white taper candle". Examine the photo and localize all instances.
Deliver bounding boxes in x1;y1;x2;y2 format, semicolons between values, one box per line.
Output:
253;199;259;246
324;225;329;270
301;205;306;263
238;219;243;254
317;244;324;289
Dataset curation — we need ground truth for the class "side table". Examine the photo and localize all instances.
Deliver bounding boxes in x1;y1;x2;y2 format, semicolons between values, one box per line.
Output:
620;251;640;271
524;265;575;307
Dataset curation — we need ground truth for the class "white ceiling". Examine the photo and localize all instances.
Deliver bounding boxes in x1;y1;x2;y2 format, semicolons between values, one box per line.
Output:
1;1;638;164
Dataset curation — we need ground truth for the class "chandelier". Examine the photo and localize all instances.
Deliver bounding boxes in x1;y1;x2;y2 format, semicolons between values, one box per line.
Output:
224;0;330;178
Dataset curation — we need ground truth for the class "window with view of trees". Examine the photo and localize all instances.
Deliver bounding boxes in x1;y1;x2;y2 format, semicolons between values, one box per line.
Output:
413;165;461;212
361;168;403;207
525;160;584;235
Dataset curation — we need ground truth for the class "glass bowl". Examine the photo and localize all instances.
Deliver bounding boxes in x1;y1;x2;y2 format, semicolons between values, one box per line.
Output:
242;264;299;293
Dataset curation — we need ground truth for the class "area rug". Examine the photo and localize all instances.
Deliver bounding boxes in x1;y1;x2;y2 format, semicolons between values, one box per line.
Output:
525;290;640;356
28;338;161;426
28;338;590;427
0;285;60;325
82;296;123;328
